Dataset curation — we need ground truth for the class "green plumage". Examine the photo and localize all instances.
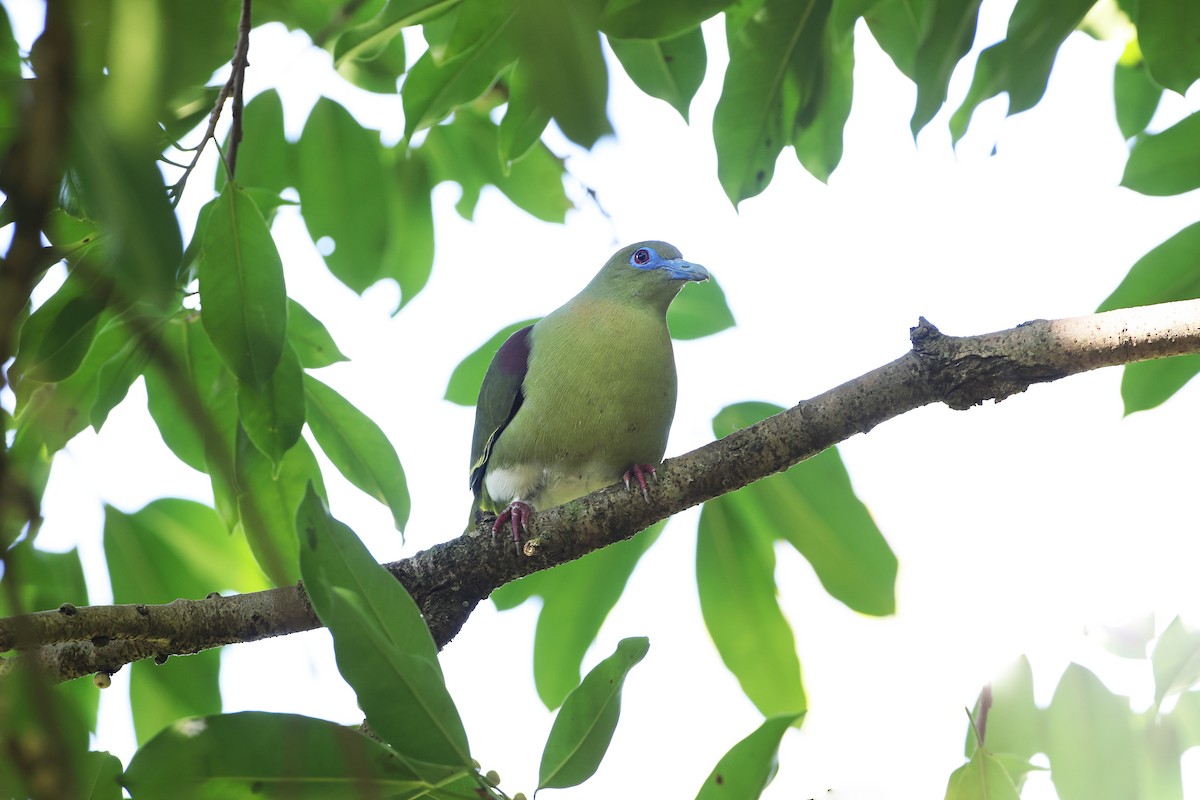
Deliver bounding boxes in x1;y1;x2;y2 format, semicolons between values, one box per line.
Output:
469;241;709;529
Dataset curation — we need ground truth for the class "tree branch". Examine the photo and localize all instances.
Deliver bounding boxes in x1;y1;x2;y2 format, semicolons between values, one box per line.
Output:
4;299;1200;683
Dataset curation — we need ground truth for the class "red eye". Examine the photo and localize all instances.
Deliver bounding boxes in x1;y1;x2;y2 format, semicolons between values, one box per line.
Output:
633;248;651;264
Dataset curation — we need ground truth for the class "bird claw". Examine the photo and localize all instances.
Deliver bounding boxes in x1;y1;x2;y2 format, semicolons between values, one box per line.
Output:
622;464;657;502
492;501;532;553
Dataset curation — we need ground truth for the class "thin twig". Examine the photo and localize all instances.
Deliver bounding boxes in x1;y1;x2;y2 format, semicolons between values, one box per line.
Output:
167;0;253;205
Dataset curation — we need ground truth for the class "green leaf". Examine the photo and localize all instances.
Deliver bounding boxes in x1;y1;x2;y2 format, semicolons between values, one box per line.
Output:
944;749;1021;800
513;0;611;148
129;652;222;746
1114;57;1163;140
492;523;663;709
145;315;238;474
296;98;391;293
304;375;410;532
287;299;349;369
237;344;305;468
401;14;517;139
79;751;123;800
608;27;707;122
296;490;472;769
909;0;983;135
860;0;929;78
381;151;435;312
91;313;161;431
666;277;736;340
499;61;552;165
601;0;732;39
332;0;455;74
712;402;897;616
697;495;808;720
199;183;288;388
217;90;291;194
103;498;269;605
1137;0;1200;95
122;711;435;799
12;309;146;455
1152;617;1200;707
966;656;1040;760
1121;111;1200;195
1088;614;1156;659
1045;663;1138;800
235;428;326;586
713;0;833;205
694;713;802;800
423;107;572;223
949;0;1095;142
0;541;88;616
537;637;649;790
1097;222;1200;312
1167;690;1200;751
10;247;113;387
335;21;408;94
792;26;854;182
70;103;182;308
1118;354;1200;415
445;319;539;406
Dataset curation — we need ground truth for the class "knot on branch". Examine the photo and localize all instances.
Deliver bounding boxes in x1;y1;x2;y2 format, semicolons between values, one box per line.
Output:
910;317;1061;410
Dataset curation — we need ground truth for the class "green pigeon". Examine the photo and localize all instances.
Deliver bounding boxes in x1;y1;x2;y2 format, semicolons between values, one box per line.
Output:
469;241;710;544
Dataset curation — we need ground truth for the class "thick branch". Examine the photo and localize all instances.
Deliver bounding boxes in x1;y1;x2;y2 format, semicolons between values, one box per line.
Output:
4;300;1200;682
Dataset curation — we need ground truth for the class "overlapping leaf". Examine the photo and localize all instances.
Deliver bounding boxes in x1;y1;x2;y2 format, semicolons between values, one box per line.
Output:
538;637;649;790
609;27;706;122
296;490;471;770
694;714;802;800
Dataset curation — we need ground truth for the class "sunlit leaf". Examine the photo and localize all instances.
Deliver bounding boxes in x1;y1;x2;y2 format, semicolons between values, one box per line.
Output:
908;0;982;134
1114;57;1163;140
287;299;349;369
694;713;802;800
296;98;390;293
950;0;1094;142
713;0;833;205
793;26;854;182
1152;617;1200;707
538;637;649;790
381;150;435;312
304;376;410;532
1136;0;1200;95
513;0;611;148
944;748;1021;800
79;750;123;800
1118;355;1200;415
1121;111;1200;196
1097;222;1200;312
199;183;288;388
297;490;471;770
237;344;305;468
401;16;517;139
601;0;731;39
965;656;1041;760
712;403;897;616
608;27;706;122
217;90;291;194
697;496;807;720
1045;663;1138;800
499;61;551;165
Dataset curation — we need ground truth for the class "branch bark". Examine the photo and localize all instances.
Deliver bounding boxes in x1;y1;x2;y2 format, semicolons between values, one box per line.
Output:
4;299;1200;683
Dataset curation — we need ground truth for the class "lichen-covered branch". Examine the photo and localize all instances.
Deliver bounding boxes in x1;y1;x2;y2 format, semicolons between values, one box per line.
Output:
4;299;1200;683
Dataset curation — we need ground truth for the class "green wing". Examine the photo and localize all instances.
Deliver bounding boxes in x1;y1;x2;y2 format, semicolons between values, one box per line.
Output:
469;324;533;511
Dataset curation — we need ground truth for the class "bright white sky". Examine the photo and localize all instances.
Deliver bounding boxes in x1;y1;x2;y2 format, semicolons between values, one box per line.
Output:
6;1;1200;798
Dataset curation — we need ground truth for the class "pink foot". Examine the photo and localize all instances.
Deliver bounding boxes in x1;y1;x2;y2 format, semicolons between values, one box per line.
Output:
492;501;533;551
622;464;657;502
